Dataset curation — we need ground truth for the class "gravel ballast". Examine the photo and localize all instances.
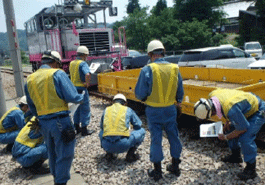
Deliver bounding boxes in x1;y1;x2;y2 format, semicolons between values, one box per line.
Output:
0;70;264;185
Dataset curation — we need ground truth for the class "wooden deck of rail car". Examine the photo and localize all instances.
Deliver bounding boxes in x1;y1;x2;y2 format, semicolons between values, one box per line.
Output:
98;67;265;121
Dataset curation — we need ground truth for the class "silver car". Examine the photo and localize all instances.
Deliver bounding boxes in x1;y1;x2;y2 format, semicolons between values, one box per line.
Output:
178;46;256;69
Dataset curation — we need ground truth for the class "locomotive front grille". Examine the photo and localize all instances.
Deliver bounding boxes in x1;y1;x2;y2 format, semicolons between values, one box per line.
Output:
79;32;110;53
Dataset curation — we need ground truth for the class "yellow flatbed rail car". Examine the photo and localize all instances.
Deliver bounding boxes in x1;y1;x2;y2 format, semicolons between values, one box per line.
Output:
98;67;265;121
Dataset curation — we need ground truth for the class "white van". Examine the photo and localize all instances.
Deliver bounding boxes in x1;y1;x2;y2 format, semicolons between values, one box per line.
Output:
244;41;263;60
178;46;256;69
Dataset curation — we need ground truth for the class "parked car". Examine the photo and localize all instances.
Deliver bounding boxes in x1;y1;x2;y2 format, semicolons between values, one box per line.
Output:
122;55;149;69
244;41;263;60
248;53;265;69
164;55;182;64
128;50;142;57
178;46;256;69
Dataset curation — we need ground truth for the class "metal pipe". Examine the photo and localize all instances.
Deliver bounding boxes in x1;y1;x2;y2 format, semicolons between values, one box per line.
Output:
3;0;25;97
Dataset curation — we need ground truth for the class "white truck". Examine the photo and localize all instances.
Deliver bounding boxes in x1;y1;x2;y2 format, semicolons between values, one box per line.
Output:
244;41;263;60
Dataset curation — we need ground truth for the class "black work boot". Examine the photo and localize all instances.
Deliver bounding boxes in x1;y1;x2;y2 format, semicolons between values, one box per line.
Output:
166;158;181;177
5;143;14;153
28;159;50;175
148;162;162;182
81;126;95;136
55;183;66;185
75;124;81;134
221;149;243;163
105;152;117;161
125;147;140;163
237;161;257;180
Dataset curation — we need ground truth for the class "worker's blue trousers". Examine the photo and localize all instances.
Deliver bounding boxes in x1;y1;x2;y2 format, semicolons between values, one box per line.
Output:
12;142;48;167
227;101;265;163
39;115;76;184
0;130;20;144
146;105;182;163
74;87;90;127
99;128;146;154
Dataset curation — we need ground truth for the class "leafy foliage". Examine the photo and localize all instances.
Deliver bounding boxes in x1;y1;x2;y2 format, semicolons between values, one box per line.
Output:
0;29;28;55
127;0;141;14
123;8;150;51
153;0;167;16
174;0;224;28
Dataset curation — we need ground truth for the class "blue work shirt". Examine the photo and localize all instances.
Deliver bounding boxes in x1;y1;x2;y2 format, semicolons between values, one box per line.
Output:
135;58;184;103
100;105;142;142
76;57;90;82
227;95;262;131
1;105;25;130
25;64;84;119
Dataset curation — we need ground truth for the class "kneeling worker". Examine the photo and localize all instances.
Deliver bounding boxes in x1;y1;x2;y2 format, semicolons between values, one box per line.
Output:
99;94;146;162
0;96;29;152
12;116;49;174
194;88;265;180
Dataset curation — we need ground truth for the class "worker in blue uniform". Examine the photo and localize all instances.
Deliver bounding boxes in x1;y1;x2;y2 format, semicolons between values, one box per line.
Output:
25;50;84;185
99;94;145;162
135;40;184;181
0;96;29;152
12;116;49;174
69;46;94;136
194;88;265;180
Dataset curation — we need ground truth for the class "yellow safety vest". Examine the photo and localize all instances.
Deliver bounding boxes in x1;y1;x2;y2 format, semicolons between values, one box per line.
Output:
145;63;179;107
69;59;85;87
16;117;43;148
209;89;259;119
27;68;69;116
103;103;129;137
0;107;20;133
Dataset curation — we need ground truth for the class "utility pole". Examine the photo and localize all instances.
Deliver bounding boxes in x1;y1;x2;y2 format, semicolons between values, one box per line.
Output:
3;0;25;97
0;68;7;117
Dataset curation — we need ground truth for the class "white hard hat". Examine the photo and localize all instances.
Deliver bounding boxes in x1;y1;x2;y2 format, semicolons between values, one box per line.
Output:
77;46;89;55
147;40;165;53
42;50;62;62
113;93;127;102
194;98;213;120
19;96;27;105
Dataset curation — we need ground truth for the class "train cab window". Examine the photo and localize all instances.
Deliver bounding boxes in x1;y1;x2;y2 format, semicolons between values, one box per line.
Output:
74;18;84;28
27;23;32;33
59;18;69;28
32;19;37;32
44;17;55;29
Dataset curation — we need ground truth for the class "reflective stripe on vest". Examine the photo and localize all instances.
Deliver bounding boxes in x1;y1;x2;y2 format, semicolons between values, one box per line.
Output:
145;63;179;107
16;117;43;148
209;89;259;119
103;103;129;137
27;68;68;116
69;60;85;87
0;107;20;133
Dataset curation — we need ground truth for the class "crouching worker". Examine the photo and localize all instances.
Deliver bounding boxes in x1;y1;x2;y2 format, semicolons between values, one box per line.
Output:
12;116;49;174
194;88;265;180
0;96;29;152
99;94;146;162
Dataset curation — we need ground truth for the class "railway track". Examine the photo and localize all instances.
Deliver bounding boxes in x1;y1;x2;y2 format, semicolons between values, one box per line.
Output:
0;67;32;78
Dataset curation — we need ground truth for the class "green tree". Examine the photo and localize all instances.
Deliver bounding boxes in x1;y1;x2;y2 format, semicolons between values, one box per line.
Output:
148;8;180;50
255;0;265;17
176;19;214;50
174;0;224;28
127;0;141;14
153;0;167;16
21;50;29;64
124;8;149;51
